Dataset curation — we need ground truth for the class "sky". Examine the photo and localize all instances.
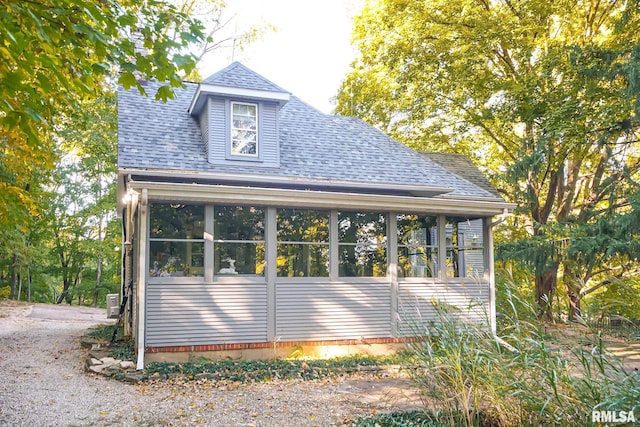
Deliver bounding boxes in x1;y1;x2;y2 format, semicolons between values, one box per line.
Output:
198;0;363;114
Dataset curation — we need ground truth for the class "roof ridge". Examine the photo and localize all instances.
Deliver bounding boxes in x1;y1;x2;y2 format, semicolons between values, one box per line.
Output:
201;61;288;93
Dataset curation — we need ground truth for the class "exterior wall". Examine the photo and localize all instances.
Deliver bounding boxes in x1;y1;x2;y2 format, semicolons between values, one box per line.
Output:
145;283;267;346
207;97;279;167
132;196;497;363
275;280;392;341
396;280;490;336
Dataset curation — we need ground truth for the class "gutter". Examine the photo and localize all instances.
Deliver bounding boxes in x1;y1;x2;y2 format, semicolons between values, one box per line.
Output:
118;167;455;198
491;208;510;227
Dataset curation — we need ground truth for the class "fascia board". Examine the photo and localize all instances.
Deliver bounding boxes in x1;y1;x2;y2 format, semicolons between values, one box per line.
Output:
188;84;290;115
127;180;515;216
119;167;454;197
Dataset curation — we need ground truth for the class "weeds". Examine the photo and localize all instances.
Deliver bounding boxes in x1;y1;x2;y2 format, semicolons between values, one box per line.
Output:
143;354;406;383
400;277;640;426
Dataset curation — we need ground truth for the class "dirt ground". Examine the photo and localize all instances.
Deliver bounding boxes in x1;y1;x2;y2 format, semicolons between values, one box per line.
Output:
0;301;421;427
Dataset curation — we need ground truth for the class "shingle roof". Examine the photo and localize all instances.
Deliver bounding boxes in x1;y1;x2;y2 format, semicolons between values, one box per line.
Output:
201;62;288;93
421;152;503;199
118;64;503;201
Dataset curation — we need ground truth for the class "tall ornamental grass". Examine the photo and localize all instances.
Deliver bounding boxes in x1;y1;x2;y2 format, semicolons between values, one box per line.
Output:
404;280;639;426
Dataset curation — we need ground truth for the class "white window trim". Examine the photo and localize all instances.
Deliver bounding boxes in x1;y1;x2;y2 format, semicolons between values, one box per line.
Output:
230;101;259;158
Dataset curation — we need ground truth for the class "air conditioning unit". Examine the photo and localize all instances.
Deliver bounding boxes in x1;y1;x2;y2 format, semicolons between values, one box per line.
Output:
106;294;119;319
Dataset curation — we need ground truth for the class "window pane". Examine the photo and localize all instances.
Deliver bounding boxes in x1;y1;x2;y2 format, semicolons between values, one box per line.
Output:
397;214;438;278
149;241;204;277
214;206;264;240
398;246;438;278
215;243;265;276
338;212;386;243
277;209;329;242
339;243;387;277
338;211;387;277
277;243;329;277
445;217;485;278
231;102;258;156
150;204;204;239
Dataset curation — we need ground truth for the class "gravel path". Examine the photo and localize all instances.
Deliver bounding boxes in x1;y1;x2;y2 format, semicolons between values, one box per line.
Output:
0;302;419;426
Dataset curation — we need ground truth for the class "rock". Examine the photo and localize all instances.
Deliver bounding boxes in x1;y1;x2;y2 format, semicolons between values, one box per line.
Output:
80;336;102;349
89;365;106;374
195;373;217;380
120;361;136;370
88;349;110;360
122;373;142;383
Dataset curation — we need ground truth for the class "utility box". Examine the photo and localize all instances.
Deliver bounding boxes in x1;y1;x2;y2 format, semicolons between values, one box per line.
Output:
106;294;119;319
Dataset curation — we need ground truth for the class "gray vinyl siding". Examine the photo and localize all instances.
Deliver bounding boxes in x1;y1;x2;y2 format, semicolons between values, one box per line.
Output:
199;99;209;155
145;283;267;346
207;98;227;164
206;97;279;167
275;281;391;341
397;281;490;336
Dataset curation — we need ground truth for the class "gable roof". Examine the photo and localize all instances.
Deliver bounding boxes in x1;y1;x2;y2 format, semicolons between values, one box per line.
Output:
202;61;288;93
118;64;505;203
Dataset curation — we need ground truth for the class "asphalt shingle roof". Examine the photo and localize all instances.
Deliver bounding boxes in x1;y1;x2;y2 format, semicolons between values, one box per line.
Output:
201;62;288;93
118;64;503;201
421;152;503;199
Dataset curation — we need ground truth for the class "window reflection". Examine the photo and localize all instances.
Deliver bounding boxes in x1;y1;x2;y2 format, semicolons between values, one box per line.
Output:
338;212;387;277
445;217;485;278
277;209;329;277
397;214;438;278
214;206;265;276
149;204;204;277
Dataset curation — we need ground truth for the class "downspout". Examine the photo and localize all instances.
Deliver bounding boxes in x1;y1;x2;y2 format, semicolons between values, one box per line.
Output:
488;208;509;336
136;189;148;370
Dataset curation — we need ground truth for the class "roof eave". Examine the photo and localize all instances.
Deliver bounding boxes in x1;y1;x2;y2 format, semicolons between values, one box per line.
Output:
118;167;455;198
188;83;291;115
124;179;514;216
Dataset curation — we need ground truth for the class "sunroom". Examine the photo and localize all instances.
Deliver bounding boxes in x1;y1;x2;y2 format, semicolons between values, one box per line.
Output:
117;62;511;367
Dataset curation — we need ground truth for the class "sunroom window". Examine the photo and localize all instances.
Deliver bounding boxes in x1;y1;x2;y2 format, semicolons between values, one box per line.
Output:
397;214;438;278
149;204;205;278
445;216;485;278
230;102;258;156
338;211;387;277
277;209;330;277
213;205;265;276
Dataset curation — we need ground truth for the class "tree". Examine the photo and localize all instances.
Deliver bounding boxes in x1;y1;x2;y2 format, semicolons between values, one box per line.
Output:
0;0;204;270
336;0;640;319
0;0;205;300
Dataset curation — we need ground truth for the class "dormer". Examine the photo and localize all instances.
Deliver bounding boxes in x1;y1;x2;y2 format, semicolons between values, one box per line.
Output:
188;62;290;168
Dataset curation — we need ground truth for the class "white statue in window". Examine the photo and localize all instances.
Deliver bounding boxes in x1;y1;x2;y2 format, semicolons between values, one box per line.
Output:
218;256;238;275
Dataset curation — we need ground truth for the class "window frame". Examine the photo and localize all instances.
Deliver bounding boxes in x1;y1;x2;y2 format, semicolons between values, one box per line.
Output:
213;205;266;279
276;208;331;278
147;203;206;283
228;100;260;159
396;213;439;279
337;211;388;278
444;216;486;279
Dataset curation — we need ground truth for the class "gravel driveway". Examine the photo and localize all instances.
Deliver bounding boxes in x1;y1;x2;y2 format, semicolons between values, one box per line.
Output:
0;302;419;426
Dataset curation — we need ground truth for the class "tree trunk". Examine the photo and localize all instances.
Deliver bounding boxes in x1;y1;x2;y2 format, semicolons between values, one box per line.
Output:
9;254;18;300
92;221;103;307
535;262;559;321
563;264;582;321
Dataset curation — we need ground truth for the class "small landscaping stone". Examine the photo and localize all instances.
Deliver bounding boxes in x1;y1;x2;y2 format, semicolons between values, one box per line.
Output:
80;336;102;349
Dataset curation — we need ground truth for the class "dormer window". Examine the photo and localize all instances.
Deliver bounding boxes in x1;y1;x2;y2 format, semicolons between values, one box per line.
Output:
231;102;258;157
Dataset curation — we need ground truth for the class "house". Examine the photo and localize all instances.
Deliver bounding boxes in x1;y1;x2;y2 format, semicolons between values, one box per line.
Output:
117;62;512;368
